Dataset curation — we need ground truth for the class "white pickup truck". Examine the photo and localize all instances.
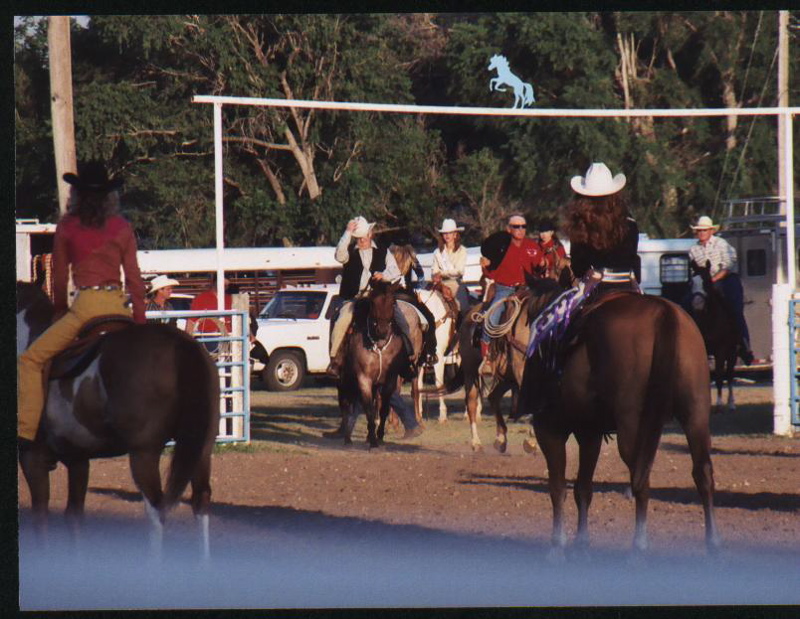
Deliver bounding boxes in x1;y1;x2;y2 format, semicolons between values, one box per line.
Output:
253;284;342;391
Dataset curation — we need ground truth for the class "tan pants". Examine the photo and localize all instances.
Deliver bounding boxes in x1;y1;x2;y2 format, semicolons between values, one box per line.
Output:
329;300;421;359
17;288;131;440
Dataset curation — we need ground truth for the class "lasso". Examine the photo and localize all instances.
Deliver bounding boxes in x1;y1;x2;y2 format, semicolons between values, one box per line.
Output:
472;295;523;338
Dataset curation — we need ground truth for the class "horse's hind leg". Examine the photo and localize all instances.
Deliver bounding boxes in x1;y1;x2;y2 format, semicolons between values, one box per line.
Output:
490;385;507;453
65;459;90;542
573;432;603;551
726;353;737;412
465;382;482;451
129;450;166;560
713;355;725;412
534;425;568;562
680;415;721;554
190;450;213;562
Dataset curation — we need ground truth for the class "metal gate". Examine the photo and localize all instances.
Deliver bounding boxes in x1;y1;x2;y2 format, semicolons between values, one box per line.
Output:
787;299;800;427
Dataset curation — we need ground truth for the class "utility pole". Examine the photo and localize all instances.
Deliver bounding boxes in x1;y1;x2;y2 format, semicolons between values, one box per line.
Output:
777;11;789;211
48;16;77;215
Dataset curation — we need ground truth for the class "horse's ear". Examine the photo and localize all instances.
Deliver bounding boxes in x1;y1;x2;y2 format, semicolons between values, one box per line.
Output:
389;280;403;294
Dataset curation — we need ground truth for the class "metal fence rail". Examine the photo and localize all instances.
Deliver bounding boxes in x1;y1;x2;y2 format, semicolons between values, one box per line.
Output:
145;308;251;443
788;299;800;427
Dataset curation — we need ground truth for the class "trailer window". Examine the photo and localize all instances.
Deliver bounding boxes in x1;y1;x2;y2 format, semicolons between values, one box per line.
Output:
660;254;689;284
746;249;767;277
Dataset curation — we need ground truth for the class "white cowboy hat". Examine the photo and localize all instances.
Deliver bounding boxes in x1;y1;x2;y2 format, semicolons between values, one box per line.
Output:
149;274;180;293
438;218;464;234
691;215;720;231
351;216;376;238
570;162;626;196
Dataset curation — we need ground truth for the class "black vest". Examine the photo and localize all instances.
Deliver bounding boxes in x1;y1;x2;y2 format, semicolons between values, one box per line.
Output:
339;242;388;299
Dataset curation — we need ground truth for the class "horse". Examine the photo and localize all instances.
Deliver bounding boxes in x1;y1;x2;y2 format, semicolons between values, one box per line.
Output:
689;260;739;412
520;277;720;559
488;54;535;109
413;286;458;423
337;279;423;448
16;281;220;560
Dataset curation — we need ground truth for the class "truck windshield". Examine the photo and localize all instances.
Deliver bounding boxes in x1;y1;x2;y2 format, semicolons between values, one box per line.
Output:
260;291;327;320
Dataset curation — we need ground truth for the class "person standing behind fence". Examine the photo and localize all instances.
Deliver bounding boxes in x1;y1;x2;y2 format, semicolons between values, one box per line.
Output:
186;273;233;355
688;215;754;365
145;274;179;326
17;161;146;446
431;218;470;312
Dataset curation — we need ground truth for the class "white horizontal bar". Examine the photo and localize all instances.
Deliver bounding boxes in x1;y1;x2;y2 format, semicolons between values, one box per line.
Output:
193;95;800;118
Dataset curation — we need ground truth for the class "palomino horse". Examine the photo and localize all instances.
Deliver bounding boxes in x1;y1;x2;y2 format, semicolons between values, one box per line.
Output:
16;281;220;559
413;286;458;422
488;54;535;109
690;260;739;412
338;280;423;447
522;278;720;559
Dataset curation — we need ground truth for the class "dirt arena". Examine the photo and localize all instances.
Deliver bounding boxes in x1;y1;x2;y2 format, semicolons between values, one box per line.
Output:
18;381;800;610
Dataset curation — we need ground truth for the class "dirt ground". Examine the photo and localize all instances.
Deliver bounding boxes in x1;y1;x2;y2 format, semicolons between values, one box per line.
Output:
18;379;800;609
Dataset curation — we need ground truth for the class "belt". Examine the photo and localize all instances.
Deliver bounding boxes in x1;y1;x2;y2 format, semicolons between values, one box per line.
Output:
600;269;634;283
77;284;122;291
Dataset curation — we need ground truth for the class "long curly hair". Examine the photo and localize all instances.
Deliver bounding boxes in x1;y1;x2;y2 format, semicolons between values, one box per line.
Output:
67;188;120;228
562;192;630;251
391;243;418;276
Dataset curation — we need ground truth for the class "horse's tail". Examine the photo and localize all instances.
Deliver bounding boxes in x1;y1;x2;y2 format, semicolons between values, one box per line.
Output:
163;333;220;509
632;301;679;492
524;83;535;104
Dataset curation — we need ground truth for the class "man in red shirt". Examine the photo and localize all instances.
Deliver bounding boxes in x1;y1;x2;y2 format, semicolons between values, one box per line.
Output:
187;273;233;354
479;214;544;373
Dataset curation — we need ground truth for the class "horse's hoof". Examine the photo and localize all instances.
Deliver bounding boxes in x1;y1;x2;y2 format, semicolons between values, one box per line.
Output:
471;443;484;453
343;437;352;446
438;417;448;424
493;439;507;453
522;438;538;454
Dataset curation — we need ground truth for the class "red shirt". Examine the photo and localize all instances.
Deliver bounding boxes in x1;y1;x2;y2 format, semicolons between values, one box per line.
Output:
538;238;567;279
52;214;146;323
189;289;233;334
486;238;543;286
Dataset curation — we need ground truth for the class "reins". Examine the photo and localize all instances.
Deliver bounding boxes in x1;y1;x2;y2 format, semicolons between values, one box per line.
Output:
366;319;394;381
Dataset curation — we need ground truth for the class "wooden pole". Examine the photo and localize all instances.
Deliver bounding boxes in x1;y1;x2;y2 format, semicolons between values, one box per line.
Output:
48;16;77;216
777;11;789;219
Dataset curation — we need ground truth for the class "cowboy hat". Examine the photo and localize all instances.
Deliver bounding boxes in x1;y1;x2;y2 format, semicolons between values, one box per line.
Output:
63;160;124;193
691;215;720;231
570;162;626;197
149;274;180;293
351;216;376;238
438;218;464;234
537;218;557;232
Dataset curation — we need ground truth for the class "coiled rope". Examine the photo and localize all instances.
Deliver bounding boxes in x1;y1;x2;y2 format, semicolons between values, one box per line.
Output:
472;295;523;338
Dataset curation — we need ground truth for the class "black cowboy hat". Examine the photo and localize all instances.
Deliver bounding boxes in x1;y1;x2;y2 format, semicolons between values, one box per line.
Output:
538;218;558;232
63;160;123;192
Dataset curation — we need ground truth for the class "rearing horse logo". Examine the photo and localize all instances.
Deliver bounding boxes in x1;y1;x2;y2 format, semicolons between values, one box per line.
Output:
488;54;535;109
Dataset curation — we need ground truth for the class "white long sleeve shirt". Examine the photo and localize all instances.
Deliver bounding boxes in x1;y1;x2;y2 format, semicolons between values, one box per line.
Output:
335;230;402;292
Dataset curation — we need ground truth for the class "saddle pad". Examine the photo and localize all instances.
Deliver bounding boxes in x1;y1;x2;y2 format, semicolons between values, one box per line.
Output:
397;300;427;330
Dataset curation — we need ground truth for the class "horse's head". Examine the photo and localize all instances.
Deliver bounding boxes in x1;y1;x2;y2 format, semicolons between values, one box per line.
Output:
367;278;401;340
488;54;507;71
691;259;714;291
523;273;564;322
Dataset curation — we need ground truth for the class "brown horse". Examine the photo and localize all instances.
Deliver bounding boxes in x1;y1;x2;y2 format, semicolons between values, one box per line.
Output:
16;281;220;559
337;279;421;447
521;278;720;559
689;260;739;412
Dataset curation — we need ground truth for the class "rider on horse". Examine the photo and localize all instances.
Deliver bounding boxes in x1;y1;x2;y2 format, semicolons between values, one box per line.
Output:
325;216;423;380
17;161;147;448
431;218;471;313
687;215;754;366
478;213;545;375
524;162;641;410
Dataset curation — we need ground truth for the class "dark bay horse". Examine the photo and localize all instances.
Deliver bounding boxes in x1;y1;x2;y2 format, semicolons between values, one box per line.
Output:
16;281;220;559
338;280;421;448
522;279;720;559
690;260;739;412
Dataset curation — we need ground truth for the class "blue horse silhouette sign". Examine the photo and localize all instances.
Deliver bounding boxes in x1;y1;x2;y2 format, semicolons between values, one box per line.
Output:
488;54;535;109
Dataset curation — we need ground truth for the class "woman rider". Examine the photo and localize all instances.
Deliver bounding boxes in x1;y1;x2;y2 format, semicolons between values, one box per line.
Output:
431;218;471;312
17;161;146;448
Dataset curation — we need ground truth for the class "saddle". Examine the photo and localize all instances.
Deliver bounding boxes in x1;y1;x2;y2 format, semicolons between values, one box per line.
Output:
48;315;135;380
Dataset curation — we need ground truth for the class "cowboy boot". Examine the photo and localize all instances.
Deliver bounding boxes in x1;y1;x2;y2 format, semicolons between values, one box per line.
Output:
738;338;754;366
399;331;418;380
325;345;346;379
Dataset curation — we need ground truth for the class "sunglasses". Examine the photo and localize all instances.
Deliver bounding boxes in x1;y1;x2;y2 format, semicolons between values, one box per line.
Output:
510;224;527;229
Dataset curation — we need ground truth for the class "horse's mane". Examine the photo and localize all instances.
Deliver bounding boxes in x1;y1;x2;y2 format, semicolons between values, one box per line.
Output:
490;54;509;70
523;274;564;322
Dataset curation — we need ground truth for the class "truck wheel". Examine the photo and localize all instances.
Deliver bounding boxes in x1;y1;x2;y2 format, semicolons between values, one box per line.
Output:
263;350;305;391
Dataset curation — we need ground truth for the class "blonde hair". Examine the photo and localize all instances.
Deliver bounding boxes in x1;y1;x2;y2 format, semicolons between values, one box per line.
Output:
391;244;417;276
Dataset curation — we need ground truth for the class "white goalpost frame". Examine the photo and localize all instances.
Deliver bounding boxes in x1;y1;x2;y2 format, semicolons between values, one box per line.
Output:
194;94;797;436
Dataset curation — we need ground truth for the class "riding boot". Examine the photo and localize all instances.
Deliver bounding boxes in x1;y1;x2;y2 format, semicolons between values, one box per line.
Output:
738;338;754;366
399;331;417;380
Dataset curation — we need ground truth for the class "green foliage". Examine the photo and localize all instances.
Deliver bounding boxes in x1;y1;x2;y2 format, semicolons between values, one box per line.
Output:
14;11;800;245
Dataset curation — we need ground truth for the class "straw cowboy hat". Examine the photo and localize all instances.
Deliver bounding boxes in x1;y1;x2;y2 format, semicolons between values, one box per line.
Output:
690;215;720;231
438;218;464;234
149;274;180;293
63;160;124;193
351;216;376;238
570;162;626;197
